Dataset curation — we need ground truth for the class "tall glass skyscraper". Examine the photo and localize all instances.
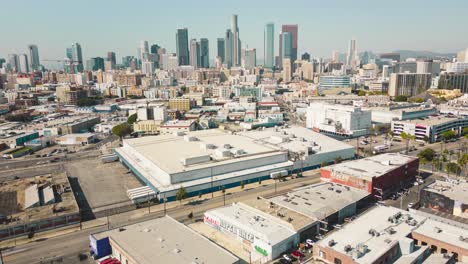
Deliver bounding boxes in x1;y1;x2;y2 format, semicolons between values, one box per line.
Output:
70;42;84;72
231;15;240;66
176;28;190;66
199;38;209;68
224;29;233;68
217;38;225;63
27;44;40;71
281;32;293;60
264;23;274;68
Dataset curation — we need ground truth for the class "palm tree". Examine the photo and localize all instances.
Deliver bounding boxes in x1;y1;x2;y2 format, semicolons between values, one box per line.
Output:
400;132;416;154
419;157;426;179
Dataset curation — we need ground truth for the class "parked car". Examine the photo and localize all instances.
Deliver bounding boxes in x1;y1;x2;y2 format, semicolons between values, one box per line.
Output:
291;251;305;258
306;239;314;246
283;254;292;262
279;259;291;264
408;203;414;208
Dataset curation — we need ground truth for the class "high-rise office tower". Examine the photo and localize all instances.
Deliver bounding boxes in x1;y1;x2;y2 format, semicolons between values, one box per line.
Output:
231;15;241;66
301;52;310;61
176;28;190;66
66;48;73;60
199;38;209;68
217;38;225;63
8;54;19;73
140;40;149;60
346;38;358;70
280;25;298;67
332;50;339;62
150;44;160;54
107;52;116;69
87;57;105;71
224;29;233;68
18;54;29;73
189;39;200;68
264;23;275;68
281;32;293;60
27;44;40;71
243;48;256;70
71;42;84;72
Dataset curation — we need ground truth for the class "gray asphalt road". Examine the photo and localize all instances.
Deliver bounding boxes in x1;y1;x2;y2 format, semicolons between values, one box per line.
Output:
2;175;321;264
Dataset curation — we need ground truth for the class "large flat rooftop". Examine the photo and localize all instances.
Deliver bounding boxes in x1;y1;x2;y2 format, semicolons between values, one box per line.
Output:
317;205;468;264
120;129;281;174
205;202;296;245
317;206;426;264
323;153;417;181
267;182;369;221
94;216;238;264
238;125;355;154
394;116;467;126
423;180;468;203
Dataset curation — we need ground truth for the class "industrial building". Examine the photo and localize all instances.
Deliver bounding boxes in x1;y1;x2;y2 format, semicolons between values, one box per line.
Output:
202;182;369;263
55;133;97;145
420;180;468;219
320;153;419;200
43;115;100;136
306;103;372;138
90;215;239;264
114;126;355;202
391;116;468;143
313;206;468;263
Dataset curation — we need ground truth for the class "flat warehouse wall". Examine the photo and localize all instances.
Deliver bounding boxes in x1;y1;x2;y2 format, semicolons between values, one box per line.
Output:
170;152;288;184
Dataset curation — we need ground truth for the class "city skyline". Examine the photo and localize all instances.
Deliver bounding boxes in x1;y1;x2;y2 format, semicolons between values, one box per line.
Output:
1;0;467;65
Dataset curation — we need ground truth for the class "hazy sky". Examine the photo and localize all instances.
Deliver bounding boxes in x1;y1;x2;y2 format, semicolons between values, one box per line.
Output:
1;0;467;64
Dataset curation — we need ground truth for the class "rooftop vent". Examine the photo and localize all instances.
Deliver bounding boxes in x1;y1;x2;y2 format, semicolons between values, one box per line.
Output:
328;240;336;247
434;227;442;233
344;245;352;252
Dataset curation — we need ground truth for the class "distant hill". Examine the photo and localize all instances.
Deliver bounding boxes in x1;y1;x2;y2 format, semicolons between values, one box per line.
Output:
392;50;456;60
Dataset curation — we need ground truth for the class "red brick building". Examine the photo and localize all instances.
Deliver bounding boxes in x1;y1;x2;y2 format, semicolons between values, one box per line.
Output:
320;153;419;200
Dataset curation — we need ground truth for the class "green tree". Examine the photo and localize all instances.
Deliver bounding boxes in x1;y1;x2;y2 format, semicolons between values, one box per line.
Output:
458;153;468;177
187;211;193;222
393;95;408;102
112;123;133;140
441;130;456;142
463;127;468;137
334;156;343;164
277;78;283;84
321;162;328;168
417;148;435;161
358;90;367;96
176;186;187;204
76;98;99;107
419;157;426;178
240;180;245;189
400;132;416;154
127;113;137;124
445;162;461;177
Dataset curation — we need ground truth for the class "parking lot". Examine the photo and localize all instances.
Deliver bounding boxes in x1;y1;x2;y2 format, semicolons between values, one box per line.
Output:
66;158;142;211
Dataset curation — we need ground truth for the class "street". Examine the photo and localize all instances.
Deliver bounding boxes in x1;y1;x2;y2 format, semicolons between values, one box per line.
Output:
2;174;322;264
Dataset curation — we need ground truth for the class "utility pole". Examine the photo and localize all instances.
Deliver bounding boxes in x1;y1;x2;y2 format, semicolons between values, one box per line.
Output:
147;192;150;214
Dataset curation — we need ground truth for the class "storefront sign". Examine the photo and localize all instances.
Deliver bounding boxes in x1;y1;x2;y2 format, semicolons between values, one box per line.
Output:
255;245;268;256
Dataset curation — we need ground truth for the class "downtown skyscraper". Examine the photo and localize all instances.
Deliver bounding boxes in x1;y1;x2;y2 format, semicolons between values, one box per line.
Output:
217;38;225;63
199;38;209;68
279;24;298;69
346;38;358;70
27;44;40;71
264;23;274;69
176;28;190;66
224;15;241;68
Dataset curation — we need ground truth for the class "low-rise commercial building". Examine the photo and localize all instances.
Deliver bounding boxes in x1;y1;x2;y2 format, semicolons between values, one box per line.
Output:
0;131;39;148
90;215;239;264
306;103;372;138
55;133;97;145
420;180;468;219
391;116;468;143
320;153;419;200
314;205;468;263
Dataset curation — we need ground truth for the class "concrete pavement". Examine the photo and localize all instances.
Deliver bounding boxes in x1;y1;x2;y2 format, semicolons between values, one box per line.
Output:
2;173;321;264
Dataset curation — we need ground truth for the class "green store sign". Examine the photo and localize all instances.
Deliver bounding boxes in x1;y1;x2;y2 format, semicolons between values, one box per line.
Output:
255;245;268;256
